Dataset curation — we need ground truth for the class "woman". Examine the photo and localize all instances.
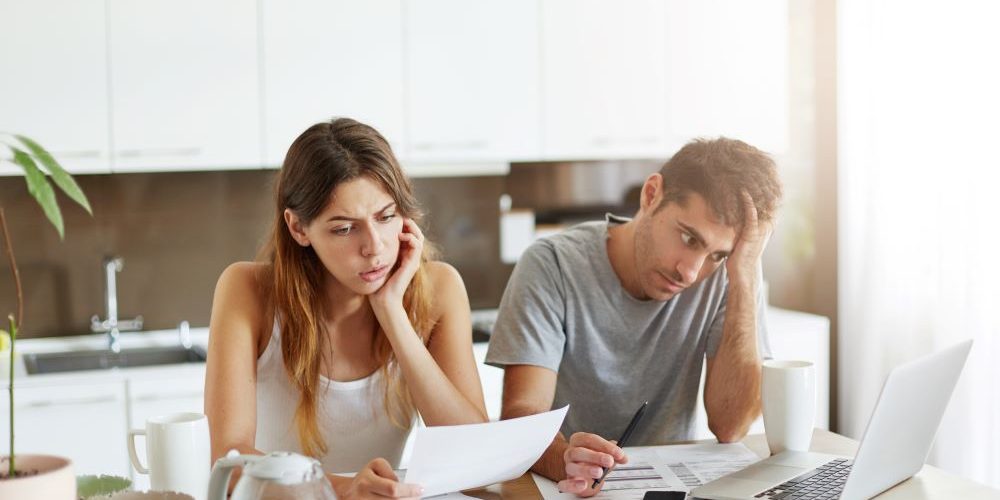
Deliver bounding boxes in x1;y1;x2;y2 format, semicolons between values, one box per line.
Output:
204;118;488;499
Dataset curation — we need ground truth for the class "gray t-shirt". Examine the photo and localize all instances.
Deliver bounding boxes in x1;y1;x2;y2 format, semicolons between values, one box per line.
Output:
485;215;771;444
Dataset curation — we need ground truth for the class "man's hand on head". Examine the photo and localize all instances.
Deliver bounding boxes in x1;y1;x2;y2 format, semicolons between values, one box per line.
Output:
726;191;773;290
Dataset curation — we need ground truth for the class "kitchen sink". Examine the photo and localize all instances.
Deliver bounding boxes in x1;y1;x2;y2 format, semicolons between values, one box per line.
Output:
22;345;207;375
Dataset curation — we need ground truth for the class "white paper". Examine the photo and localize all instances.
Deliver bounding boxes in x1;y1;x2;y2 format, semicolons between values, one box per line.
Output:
654;443;760;489
533;442;760;499
405;406;568;497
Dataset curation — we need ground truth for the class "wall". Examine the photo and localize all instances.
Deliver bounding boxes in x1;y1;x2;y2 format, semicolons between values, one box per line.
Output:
0;171;509;338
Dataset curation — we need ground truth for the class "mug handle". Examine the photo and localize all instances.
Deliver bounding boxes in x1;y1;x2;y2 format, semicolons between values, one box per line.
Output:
127;429;149;474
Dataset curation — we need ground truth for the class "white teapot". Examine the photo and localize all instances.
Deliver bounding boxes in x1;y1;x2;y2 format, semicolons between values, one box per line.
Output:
207;450;337;500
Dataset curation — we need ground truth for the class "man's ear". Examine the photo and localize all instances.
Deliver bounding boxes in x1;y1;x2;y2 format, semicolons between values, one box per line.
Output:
283;208;311;247
639;173;663;213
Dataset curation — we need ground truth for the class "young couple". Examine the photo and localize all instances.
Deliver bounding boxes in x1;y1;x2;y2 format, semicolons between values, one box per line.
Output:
204;118;782;499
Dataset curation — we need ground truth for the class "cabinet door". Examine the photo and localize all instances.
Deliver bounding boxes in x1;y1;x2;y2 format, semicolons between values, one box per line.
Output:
127;368;205;490
0;380;129;476
262;0;405;166
664;0;789;154
108;0;261;172
472;342;504;421
0;0;111;175
405;0;541;166
541;0;669;160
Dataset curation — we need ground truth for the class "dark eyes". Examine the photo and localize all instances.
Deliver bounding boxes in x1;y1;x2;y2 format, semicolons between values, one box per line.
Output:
680;232;697;247
681;231;726;263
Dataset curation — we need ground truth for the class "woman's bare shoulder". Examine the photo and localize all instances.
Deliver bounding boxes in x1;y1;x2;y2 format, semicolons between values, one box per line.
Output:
213;261;272;341
424;261;469;317
424;260;463;289
217;262;270;295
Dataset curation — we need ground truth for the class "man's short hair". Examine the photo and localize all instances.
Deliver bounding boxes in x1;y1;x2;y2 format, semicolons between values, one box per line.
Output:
657;137;782;227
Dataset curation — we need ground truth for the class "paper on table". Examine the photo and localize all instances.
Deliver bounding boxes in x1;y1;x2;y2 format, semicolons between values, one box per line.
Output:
533;442;760;499
404;406;568;497
654;443;760;489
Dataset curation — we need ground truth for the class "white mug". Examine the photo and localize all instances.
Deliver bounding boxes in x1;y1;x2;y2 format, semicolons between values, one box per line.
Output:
762;360;816;455
128;412;210;500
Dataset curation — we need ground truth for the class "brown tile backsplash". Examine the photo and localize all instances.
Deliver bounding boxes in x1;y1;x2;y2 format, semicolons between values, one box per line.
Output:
0;170;510;338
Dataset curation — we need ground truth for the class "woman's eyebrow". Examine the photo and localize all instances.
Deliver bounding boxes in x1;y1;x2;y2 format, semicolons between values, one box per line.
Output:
326;202;396;222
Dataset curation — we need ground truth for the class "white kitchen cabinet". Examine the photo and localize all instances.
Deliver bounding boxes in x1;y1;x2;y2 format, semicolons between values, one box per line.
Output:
472;342;504;421
107;0;261;172
664;0;789;154
261;0;406;166
404;0;541;166
540;0;670;160
0;380;129;476
0;0;111;175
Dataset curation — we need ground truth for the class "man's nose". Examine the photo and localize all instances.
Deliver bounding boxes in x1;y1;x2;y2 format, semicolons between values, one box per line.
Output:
677;254;705;285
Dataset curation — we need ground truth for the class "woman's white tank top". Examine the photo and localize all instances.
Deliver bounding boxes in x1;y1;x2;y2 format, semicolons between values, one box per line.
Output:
254;321;412;473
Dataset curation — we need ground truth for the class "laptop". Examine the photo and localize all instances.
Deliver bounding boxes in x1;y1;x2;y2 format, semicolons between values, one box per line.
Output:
690;339;973;500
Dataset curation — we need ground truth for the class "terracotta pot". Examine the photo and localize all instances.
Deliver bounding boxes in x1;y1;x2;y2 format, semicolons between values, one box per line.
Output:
0;454;75;499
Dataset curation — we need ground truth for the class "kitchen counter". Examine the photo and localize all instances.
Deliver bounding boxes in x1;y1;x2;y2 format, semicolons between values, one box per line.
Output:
2;326;209;387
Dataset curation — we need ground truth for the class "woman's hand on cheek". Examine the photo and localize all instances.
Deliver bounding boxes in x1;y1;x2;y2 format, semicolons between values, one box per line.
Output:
370;218;424;312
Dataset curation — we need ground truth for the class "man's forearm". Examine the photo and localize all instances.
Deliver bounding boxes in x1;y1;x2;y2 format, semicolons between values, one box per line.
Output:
705;280;763;442
532;433;570;481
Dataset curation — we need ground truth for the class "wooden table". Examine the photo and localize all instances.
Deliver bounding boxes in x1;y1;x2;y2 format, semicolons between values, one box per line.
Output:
462;429;1000;499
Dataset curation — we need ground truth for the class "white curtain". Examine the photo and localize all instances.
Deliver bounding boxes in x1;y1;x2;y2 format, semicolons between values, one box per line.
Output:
838;0;1000;488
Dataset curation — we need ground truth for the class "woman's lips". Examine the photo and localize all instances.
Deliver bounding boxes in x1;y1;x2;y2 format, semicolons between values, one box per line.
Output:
359;264;390;283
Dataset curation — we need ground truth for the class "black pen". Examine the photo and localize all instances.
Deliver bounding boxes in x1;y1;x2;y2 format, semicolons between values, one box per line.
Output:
592;401;648;488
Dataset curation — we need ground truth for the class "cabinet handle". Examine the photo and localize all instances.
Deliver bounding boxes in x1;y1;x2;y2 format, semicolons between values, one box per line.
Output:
412;140;488;152
590;136;612;147
134;392;202;402
24;395;117;408
117;147;202;158
52;150;103;159
590;136;659;147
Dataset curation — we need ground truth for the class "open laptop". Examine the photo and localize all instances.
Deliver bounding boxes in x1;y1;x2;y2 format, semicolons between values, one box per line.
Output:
690;339;973;500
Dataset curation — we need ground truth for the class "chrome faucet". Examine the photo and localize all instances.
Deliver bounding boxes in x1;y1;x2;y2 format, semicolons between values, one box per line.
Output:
91;256;143;353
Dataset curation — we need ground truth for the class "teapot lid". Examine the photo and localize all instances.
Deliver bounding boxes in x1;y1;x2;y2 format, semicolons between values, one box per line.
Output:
244;451;325;485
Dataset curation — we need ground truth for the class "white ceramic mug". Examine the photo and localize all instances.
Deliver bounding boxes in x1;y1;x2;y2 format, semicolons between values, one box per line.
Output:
762;360;816;455
128;412;210;500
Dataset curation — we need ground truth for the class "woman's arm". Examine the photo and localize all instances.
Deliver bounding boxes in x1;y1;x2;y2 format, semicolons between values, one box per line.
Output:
373;260;488;425
204;262;270;489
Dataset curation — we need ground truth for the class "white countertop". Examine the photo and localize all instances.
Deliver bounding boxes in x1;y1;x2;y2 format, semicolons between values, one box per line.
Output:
2;326;210;387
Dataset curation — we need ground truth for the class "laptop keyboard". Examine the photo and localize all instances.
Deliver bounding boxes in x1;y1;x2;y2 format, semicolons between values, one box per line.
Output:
754;458;854;499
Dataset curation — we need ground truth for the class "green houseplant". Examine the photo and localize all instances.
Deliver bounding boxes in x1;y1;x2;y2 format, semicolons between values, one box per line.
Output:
0;133;93;498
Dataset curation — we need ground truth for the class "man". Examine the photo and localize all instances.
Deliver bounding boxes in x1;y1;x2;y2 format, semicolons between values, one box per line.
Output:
485;137;782;497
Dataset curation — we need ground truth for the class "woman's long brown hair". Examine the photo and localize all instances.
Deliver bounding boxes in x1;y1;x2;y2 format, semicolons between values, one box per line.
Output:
258;118;436;458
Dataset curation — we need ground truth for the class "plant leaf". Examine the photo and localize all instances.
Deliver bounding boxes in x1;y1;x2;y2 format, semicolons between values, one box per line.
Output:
14;135;92;215
10;146;64;239
76;474;133;498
